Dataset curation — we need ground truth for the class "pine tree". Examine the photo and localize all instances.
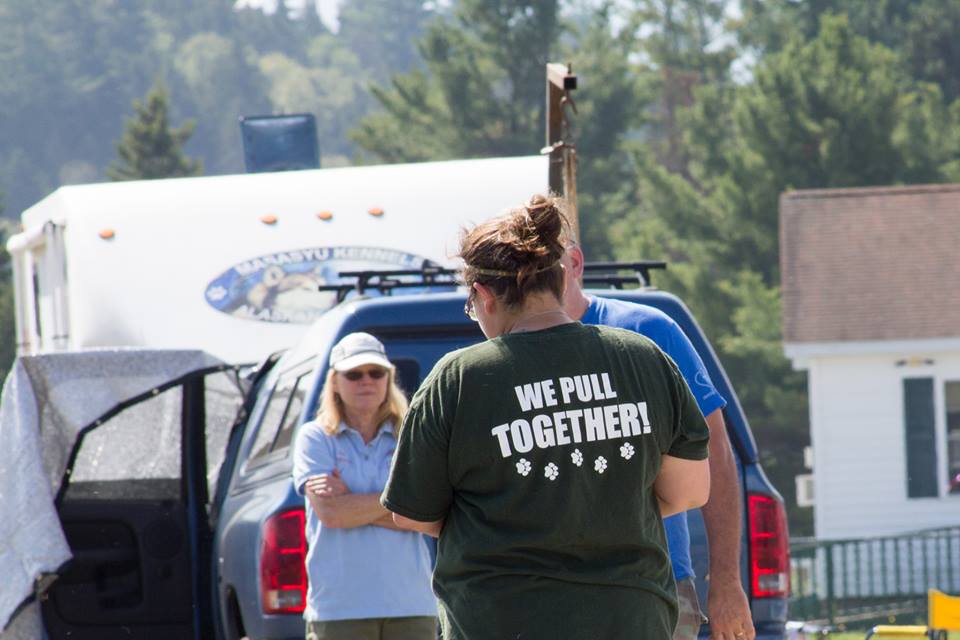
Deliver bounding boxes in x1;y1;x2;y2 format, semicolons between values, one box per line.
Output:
351;0;561;162
337;0;434;82
108;81;202;181
613;14;960;533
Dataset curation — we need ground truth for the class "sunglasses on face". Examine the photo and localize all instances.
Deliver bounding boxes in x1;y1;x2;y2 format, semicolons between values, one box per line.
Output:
342;368;388;381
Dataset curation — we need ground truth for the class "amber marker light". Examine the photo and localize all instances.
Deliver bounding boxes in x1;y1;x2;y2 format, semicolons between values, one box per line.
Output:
317;211;333;221
367;207;384;217
99;229;115;240
261;214;278;225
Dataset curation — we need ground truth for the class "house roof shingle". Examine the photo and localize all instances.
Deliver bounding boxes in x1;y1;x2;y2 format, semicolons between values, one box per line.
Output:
779;183;960;344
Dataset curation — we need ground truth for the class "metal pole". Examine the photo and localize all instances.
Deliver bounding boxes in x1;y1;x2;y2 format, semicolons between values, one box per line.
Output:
896;537;903;596
854;540;861;599
948;528;956;591
881;539;889;596
826;543;836;626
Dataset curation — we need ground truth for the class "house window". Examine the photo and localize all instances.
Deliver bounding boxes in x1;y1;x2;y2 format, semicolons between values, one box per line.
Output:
903;377;960;498
946;381;960;495
904;378;938;498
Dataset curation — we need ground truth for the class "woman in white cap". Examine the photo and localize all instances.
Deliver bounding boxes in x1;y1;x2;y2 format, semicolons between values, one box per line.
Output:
292;332;437;640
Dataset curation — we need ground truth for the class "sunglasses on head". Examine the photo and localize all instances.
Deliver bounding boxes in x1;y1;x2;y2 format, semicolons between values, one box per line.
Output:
342;368;388;381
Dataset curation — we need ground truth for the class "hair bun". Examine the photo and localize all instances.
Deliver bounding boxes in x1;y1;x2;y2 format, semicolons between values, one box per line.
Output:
521;194;566;262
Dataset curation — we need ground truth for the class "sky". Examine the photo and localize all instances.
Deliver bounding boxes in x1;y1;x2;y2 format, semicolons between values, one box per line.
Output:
233;0;343;30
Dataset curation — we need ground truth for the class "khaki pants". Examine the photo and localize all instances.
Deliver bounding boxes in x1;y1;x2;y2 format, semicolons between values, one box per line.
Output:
306;616;437;640
672;577;708;640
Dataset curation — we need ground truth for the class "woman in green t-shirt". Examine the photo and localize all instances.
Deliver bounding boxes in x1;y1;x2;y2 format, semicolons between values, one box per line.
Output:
382;195;711;640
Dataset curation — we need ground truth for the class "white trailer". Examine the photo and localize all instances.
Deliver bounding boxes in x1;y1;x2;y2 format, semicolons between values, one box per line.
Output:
7;156;547;363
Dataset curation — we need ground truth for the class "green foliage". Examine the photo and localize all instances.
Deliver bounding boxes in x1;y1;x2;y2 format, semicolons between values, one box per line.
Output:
555;4;645;258
700;14;958;280
107;81;203;181
737;0;960;103
5;0;960;538
614;14;960;533
352;0;560;162
0;0;436;216
338;0;433;82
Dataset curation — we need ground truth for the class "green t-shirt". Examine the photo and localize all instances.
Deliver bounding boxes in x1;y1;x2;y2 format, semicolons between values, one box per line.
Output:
382;322;709;640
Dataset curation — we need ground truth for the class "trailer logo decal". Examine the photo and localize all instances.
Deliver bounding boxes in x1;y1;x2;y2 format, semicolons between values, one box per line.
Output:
204;246;441;324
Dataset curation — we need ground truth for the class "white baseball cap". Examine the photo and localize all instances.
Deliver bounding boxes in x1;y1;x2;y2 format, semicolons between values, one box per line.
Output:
329;332;394;372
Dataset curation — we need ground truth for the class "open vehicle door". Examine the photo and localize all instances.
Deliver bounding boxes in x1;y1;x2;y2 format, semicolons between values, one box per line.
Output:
0;350;245;640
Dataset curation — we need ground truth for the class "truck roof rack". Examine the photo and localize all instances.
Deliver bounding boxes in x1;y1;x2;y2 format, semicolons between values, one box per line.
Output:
318;260;667;302
582;261;666;288
318;263;459;303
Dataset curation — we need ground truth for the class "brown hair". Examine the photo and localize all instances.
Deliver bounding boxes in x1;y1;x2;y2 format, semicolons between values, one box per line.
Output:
314;368;409;436
459;194;570;309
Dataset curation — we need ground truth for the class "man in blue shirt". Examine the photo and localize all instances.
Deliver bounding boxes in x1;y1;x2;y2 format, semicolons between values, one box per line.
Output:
561;243;755;640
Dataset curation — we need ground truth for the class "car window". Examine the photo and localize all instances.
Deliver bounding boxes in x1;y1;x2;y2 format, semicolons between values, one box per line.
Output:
376;329;484;391
270;372;311;453
392;358;421;398
248;363;314;464
204;370;245;498
248;380;294;463
67;385;183;501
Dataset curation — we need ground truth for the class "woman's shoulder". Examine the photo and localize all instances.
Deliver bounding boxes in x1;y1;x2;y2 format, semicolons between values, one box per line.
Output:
414;340;508;392
430;338;504;369
294;418;337;447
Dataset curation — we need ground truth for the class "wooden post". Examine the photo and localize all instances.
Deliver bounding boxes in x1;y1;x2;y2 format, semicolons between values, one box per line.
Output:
545;62;579;241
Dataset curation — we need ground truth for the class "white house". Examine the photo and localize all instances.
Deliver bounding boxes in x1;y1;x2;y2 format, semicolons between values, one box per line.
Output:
780;184;960;540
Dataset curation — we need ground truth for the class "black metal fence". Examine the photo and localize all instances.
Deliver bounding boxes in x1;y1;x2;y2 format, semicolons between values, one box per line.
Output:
789;525;960;625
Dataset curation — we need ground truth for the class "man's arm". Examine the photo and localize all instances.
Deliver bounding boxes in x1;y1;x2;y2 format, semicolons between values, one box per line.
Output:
392;513;444;538
371;513;406;531
700;408;755;640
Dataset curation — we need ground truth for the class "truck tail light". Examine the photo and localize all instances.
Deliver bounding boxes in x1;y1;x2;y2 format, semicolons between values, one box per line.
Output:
260;507;307;614
747;494;790;598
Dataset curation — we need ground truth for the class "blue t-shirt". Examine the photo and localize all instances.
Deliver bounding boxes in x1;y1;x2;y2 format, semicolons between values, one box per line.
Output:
581;296;726;580
292;420;437;621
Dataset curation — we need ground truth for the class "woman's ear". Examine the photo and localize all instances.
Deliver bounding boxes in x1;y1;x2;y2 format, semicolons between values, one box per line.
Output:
474;283;497;316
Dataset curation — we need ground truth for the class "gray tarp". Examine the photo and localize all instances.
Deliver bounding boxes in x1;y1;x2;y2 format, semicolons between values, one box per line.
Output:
0;349;227;637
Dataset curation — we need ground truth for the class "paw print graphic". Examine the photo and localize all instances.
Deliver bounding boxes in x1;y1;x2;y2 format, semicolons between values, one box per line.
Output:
620;442;636;460
594;456;608;474
516;458;532;476
571;449;584;467
544;462;559;481
206;285;228;302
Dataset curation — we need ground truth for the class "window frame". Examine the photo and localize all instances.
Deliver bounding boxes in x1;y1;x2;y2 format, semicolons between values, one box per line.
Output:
941;379;960;496
244;359;316;469
903;374;960;500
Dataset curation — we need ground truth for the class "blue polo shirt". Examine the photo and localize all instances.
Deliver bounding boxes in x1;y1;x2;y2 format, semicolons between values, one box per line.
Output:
292;419;437;621
582;296;726;581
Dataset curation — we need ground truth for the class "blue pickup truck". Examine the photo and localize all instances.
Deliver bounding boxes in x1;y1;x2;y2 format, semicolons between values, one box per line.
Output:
209;283;789;639
32;277;788;640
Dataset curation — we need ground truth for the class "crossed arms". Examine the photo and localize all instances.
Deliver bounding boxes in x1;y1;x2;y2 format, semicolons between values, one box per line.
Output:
305;470;403;531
